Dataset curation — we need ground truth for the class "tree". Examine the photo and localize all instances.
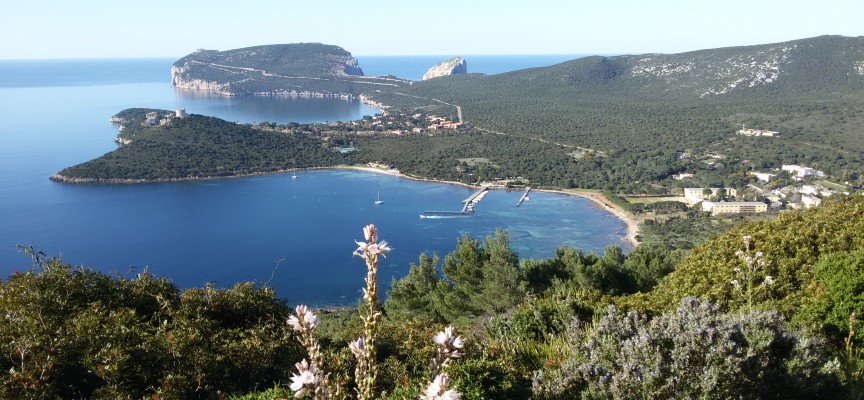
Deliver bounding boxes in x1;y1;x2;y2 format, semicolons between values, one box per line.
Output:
384;253;442;321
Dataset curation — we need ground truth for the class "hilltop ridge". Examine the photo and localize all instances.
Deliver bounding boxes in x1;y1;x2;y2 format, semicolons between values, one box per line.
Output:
171;43;409;96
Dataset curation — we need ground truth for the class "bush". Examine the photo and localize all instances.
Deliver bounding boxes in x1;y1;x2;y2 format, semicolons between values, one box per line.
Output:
532;298;840;399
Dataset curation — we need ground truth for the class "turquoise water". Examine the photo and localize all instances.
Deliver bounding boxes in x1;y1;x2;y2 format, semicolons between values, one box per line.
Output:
0;58;626;306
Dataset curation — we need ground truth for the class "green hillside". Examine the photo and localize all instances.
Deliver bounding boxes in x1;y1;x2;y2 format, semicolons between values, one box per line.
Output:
367;35;864;189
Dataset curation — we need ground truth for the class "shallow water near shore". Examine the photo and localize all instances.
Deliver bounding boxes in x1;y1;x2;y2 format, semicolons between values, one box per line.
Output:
0;58;626;305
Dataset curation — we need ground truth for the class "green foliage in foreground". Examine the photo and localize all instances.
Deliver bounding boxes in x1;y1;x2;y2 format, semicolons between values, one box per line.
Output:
532;298;840;399
0;251;299;399
632;195;864;331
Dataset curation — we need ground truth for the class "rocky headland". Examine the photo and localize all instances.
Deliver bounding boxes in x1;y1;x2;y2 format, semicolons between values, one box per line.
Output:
422;57;468;80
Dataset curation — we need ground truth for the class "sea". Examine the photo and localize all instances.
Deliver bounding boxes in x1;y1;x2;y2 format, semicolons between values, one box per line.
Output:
0;55;626;306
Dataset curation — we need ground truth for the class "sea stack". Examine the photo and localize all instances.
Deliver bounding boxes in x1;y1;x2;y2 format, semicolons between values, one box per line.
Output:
422;57;467;80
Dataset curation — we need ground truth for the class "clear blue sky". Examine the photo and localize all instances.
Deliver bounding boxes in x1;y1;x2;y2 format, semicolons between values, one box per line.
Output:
3;0;863;59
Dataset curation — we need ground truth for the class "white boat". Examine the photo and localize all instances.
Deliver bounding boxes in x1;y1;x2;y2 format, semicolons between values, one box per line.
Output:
291;168;298;179
375;191;384;205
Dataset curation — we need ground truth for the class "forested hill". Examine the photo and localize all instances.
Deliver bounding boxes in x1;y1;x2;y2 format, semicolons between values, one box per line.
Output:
171;43;409;95
52;109;347;182
366;35;864;189
388;35;864;102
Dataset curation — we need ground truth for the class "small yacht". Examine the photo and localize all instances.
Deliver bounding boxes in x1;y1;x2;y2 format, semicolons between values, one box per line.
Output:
375;191;384;205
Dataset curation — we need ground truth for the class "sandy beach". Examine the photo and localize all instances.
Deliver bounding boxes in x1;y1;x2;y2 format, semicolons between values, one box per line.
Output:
345;165;641;248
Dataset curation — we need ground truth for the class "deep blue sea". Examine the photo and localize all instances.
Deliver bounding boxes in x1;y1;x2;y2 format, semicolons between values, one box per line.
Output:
0;56;625;306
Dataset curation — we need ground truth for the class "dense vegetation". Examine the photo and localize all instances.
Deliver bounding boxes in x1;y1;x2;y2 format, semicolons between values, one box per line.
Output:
6;195;864;398
365;35;864;190
54;110;347;181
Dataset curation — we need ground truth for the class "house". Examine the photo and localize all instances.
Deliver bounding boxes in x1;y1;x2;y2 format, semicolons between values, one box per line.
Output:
782;165;824;181
702;201;768;216
737;124;779;137
750;172;776;182
684;188;738;203
673;173;694;180
801;195;822;208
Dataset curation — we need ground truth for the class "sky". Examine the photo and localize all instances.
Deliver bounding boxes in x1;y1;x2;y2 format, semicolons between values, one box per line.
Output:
2;0;863;59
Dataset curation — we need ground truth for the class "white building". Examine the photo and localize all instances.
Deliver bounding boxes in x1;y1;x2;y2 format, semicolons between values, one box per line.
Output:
801;195;822;208
782;165;824;180
750;172;777;182
673;173;694;180
176;108;187;118
702;201;768;216
684;187;738;203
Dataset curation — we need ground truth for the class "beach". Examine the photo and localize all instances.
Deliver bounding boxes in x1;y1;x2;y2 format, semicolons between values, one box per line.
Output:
348;165;641;248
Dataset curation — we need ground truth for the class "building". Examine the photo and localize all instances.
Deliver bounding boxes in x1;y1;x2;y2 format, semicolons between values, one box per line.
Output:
702;201;768;216
782;165;825;180
673;173;694;180
145;112;159;126
176;108;187;118
750;172;777;182
737;124;779;137
684;187;738;203
801;195;822;208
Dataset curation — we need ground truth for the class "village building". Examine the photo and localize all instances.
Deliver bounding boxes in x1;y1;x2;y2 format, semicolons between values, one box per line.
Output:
701;201;768;216
684;187;738;203
801;195;822;208
750;171;777;182
737;124;779;137
782;164;825;180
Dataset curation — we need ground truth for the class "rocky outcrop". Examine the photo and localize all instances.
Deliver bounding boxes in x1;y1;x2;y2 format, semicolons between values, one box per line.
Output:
422;57;467;80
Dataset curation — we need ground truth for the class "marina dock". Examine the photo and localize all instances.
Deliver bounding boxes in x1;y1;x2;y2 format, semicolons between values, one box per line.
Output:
421;185;491;217
461;185;490;213
517;187;531;206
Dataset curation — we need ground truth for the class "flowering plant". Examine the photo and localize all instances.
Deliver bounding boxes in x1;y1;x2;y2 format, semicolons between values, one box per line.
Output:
287;225;462;399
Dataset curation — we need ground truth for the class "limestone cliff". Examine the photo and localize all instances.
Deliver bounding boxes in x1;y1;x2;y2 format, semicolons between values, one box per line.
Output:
422;57;468;80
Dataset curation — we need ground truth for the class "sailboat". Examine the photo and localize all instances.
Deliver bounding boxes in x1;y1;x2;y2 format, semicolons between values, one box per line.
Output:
375;191;384;205
291;168;298;179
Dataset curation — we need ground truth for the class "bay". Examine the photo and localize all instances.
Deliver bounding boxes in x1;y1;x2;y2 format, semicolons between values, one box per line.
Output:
0;57;626;306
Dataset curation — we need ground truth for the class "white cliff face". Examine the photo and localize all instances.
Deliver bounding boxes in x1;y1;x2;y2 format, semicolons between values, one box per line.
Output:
422;57;467;80
171;65;235;94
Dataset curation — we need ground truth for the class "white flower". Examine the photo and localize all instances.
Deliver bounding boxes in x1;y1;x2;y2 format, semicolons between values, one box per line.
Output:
354;240;392;258
433;326;464;358
743;235;752;248
764;275;774;285
730;279;740;289
287;315;302;331
288;304;318;331
289;359;318;398
349;337;365;358
421;374;460;400
363;224;378;243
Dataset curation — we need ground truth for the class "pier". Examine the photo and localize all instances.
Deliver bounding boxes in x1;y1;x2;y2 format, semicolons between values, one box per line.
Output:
421;185;490;218
461;185;490;213
517;187;531;206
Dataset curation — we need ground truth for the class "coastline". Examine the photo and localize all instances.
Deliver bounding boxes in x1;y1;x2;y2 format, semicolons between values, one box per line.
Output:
51;165;640;248
534;188;640;248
